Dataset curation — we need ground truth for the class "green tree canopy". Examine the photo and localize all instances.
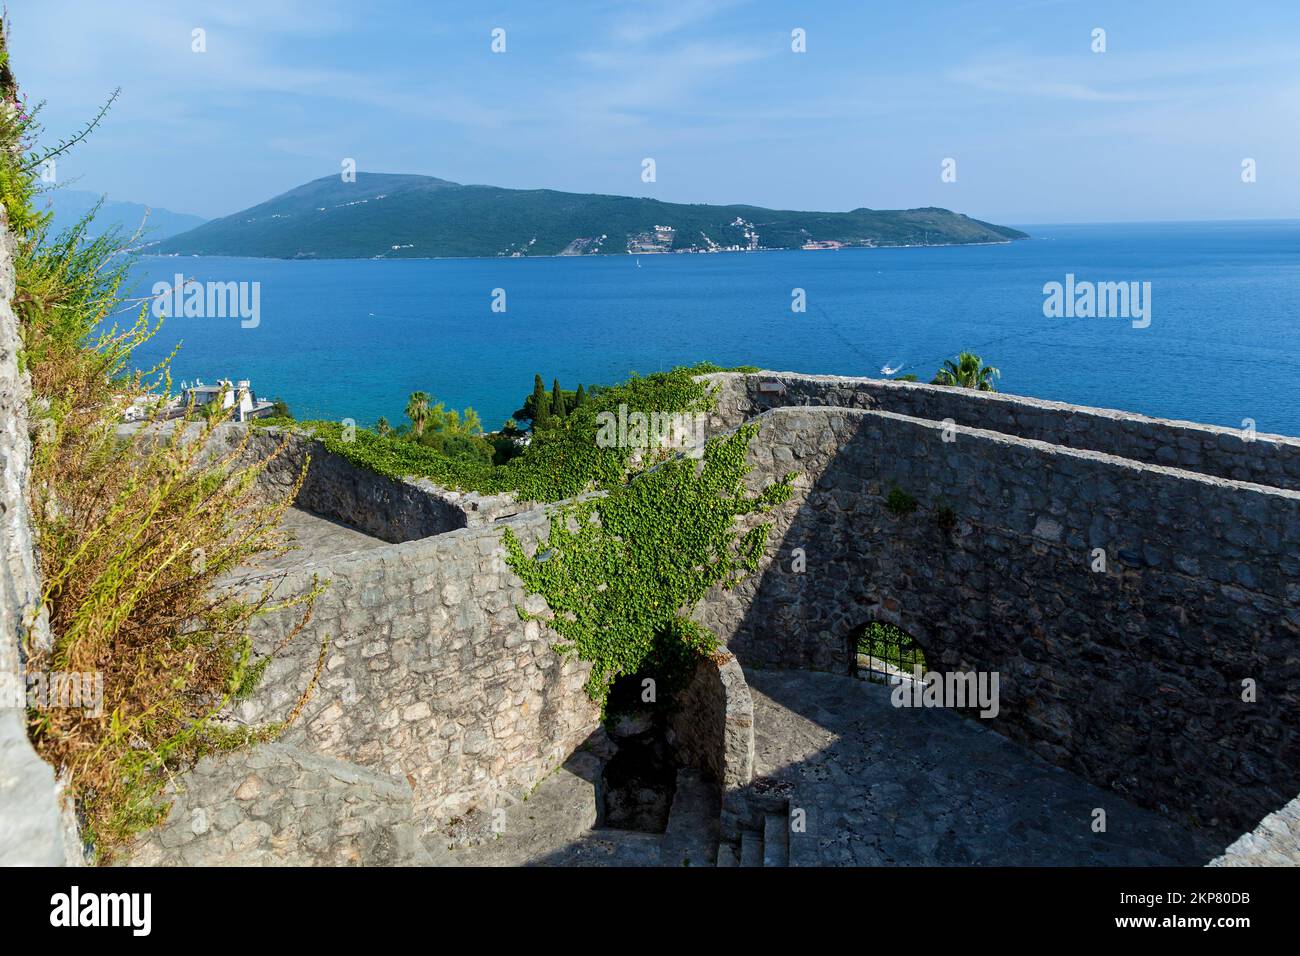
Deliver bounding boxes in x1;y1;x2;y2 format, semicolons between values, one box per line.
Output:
931;352;1000;391
550;378;567;418
405;391;431;436
530;374;550;429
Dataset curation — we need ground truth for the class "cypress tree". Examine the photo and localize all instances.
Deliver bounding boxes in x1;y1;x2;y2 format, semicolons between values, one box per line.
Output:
550;378;566;418
573;383;586;407
531;374;550;429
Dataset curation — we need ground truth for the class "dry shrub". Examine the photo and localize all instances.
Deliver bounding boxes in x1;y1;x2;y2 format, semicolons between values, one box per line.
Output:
1;19;325;861
25;403;326;857
10;116;324;864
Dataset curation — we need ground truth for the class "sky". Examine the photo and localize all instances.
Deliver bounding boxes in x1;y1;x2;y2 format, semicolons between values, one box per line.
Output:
9;0;1300;224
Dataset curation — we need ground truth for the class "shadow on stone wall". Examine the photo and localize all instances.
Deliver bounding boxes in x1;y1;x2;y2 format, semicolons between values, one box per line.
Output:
243;426;516;543
697;405;1300;842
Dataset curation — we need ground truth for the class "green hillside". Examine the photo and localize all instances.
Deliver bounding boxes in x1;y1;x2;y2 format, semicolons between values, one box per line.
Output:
155;172;1028;259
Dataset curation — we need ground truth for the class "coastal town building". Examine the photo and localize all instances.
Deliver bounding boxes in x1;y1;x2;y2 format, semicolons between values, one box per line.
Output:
180;379;275;422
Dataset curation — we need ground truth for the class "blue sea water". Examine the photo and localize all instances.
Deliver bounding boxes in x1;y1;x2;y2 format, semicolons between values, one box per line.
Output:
125;220;1300;436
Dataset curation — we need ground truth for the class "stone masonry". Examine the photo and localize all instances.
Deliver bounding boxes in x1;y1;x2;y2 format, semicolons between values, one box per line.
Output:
7;348;1300;864
126;744;429;867
702;370;1300;491
227;504;601;828
694;373;1300;841
236;425;517;542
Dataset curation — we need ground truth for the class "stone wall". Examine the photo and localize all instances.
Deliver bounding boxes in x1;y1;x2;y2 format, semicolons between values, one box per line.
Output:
1209;793;1300;866
229;505;601;827
237;426;518;542
694;404;1300;838
701;371;1300;491
0;211;69;866
667;649;754;788
126;744;428;866
666;648;755;839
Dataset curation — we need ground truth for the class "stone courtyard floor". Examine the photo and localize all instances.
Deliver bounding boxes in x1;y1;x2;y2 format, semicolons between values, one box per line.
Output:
433;667;1229;867
748;668;1226;866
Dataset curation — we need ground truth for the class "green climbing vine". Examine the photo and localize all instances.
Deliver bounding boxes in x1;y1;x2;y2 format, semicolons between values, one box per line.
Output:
502;423;795;708
259;362;754;503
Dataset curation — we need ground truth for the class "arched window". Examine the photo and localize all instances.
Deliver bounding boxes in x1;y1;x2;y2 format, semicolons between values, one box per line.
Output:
852;621;928;685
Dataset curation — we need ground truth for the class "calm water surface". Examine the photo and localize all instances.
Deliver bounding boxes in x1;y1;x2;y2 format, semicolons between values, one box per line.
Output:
126;220;1300;435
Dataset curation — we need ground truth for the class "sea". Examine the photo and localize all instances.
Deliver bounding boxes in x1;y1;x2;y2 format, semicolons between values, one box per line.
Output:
123;220;1300;436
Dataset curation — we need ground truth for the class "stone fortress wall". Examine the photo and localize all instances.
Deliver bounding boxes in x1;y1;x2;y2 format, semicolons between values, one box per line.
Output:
5;349;1299;864
703;370;1300;491
236;425;518;542
229;503;601;827
694;372;1300;839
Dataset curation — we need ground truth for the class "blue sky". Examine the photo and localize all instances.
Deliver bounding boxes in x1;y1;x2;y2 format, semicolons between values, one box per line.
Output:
10;0;1300;223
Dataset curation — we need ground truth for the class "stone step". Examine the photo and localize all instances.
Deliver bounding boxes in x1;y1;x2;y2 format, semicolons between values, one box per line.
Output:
762;812;790;867
126;743;430;866
787;802;816;867
716;843;739;867
660;768;720;867
739;828;764;867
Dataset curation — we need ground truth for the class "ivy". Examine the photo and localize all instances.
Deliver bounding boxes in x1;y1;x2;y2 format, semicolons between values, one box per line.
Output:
263;362;755;504
502;423;794;708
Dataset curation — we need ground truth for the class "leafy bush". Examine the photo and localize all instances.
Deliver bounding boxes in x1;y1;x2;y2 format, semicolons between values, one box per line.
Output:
857;622;927;675
268;361;745;503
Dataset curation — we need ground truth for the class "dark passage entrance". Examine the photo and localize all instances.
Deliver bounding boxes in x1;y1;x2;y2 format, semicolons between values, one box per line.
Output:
599;674;678;832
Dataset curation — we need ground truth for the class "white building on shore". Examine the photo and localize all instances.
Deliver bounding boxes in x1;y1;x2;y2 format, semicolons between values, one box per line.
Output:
122;379;278;424
179;379;275;422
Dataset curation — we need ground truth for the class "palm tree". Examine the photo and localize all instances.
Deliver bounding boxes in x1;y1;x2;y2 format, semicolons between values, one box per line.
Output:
375;416;390;437
932;352;999;391
405;391;430;437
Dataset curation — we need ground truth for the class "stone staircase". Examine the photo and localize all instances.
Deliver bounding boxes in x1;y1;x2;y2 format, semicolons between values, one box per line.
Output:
716;797;794;867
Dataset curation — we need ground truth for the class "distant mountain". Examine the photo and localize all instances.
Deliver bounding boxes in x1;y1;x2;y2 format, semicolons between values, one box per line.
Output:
156;173;1028;259
40;189;207;244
